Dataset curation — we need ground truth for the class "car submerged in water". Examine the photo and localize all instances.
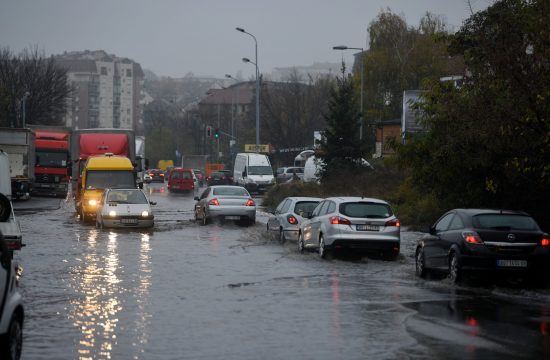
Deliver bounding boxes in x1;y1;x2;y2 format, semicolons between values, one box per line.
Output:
95;188;155;229
194;185;256;226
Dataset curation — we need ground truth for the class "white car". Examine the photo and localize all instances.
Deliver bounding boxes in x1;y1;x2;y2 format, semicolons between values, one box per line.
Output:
267;197;323;242
0;231;24;360
194;186;256;226
96;188;155;229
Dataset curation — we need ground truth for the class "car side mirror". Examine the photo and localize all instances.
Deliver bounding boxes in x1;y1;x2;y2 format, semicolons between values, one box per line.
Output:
149;201;156;205
194;196;200;201
242;170;246;177
429;226;436;235
138;182;143;189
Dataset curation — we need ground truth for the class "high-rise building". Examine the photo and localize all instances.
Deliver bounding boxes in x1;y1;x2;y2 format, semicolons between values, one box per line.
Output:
54;50;144;132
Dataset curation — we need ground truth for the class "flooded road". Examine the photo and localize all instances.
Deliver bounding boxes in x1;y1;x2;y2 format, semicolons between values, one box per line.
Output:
14;183;550;359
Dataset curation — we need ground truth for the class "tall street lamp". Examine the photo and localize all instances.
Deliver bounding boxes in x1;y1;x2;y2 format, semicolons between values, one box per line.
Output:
236;27;260;153
333;45;364;141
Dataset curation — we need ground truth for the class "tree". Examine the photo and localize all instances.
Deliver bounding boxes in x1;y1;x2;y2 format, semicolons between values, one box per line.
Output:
317;64;363;181
395;0;550;228
0;47;70;127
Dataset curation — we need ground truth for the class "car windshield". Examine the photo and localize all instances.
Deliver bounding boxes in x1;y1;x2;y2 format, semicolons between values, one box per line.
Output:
107;190;148;204
473;214;539;230
36;149;69;168
86;170;135;189
294;201;320;215
339;202;393;218
172;171;192;180
212;187;249;197
248;166;272;175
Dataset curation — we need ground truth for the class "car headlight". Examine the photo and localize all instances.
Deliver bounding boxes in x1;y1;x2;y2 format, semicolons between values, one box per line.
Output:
109;210;117;217
141;211;149;217
88;199;98;206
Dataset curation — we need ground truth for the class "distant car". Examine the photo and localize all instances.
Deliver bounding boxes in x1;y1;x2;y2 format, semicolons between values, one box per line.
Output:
299;197;400;259
148;169;165;182
415;209;550;283
275;167;304;183
96;188;155;229
0;230;24;360
267;197;323;242
143;173;152;184
167;168;195;193
193;169;204;186
220;170;234;185
194;185;256;226
207;171;231;186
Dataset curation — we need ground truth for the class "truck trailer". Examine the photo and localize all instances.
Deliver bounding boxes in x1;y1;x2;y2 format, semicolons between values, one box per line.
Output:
0;127;35;200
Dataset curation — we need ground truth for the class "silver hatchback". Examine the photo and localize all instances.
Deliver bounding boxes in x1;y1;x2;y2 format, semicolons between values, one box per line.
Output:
267;197;323;242
298;197;400;259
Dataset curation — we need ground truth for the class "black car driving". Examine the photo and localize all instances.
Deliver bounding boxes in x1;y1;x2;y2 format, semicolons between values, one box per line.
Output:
415;208;550;283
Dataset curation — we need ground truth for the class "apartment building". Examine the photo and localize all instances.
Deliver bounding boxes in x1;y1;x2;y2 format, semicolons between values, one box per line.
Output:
55;50;144;132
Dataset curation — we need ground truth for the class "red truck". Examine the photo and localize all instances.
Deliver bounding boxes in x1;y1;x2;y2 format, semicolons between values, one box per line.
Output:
70;129;136;210
32;130;71;197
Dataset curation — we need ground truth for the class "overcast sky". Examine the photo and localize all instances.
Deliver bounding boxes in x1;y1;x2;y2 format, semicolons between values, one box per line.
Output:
0;0;492;79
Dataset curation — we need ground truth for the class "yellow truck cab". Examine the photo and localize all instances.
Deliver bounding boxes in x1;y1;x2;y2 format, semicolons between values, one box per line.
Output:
78;153;136;222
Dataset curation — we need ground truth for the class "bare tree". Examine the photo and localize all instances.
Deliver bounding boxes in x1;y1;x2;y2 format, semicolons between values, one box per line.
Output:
0;47;70;127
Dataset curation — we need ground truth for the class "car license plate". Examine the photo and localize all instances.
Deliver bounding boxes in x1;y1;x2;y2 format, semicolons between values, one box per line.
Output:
121;218;138;224
356;224;379;231
496;259;527;268
225;216;240;220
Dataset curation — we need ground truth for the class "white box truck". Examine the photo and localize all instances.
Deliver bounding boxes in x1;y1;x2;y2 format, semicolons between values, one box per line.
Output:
0;150;23;254
0;128;35;200
233;153;275;194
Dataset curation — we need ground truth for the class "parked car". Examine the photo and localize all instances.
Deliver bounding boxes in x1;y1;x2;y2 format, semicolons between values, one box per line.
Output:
148;169;165;182
267;197;323;242
415;209;550;283
207;171;231;186
298;197;400;259
193;169;204;186
167;167;195;193
275;167;304;183
194;186;256;226
0;230;24;360
220;170;234;185
96;188;155;229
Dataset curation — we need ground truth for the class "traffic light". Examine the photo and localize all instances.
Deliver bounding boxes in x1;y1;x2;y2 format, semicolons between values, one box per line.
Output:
206;126;212;137
214;128;220;139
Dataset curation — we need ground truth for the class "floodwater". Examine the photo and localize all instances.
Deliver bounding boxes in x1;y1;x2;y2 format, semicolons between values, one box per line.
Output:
13;183;550;359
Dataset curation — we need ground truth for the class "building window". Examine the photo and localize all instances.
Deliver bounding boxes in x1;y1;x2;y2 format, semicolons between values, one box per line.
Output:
126;69;132;77
101;67;107;75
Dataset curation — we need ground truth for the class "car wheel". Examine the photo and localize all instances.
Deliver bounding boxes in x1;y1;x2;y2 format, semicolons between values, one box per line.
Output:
415;247;427;278
449;251;462;284
279;229;286;243
319;235;330;259
0;313;23;360
298;233;305;254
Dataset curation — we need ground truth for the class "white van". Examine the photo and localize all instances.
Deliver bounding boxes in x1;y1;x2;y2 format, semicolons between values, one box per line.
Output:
303;156;323;183
233;153;275;193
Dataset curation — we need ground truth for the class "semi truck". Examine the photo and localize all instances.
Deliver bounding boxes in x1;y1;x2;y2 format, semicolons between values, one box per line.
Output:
0;127;35;200
32;129;71;197
0;150;23;253
70;128;136;211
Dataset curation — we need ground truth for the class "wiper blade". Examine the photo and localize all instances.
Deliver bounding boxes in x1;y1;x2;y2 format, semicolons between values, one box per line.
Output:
488;226;512;230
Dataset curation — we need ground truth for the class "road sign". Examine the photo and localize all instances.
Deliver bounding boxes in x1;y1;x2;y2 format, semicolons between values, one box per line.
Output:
244;144;269;153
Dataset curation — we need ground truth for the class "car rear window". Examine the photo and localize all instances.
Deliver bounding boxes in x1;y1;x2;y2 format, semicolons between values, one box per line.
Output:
472;214;539;230
212;187;249;197
339;202;393;218
294;201;319;215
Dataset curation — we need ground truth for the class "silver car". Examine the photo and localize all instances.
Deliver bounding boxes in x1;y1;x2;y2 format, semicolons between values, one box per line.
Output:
95;188;155;229
267;197;323;242
194;186;256;226
298;197;401;259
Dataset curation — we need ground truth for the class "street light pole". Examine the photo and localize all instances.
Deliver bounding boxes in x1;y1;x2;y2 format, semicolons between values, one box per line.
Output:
332;46;364;141
236;27;260;153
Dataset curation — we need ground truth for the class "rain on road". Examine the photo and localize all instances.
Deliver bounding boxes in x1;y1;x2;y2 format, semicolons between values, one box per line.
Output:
13;183;550;359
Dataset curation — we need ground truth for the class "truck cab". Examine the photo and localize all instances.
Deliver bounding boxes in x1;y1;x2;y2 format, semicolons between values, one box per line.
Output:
78;154;136;222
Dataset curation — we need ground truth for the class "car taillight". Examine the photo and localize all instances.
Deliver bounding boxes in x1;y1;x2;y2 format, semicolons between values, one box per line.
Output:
287;215;297;225
245;199;255;206
462;231;483;244
330;216;351;225
385;219;400;227
209;198;220;206
541;235;550;247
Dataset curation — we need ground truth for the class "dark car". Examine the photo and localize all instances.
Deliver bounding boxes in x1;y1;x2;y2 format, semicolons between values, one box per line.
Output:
415;208;550;283
220;170;234;185
207;171;231;186
148;169;165;182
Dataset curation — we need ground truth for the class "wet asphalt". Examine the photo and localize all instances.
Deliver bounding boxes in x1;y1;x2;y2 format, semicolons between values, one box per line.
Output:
12;183;550;360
